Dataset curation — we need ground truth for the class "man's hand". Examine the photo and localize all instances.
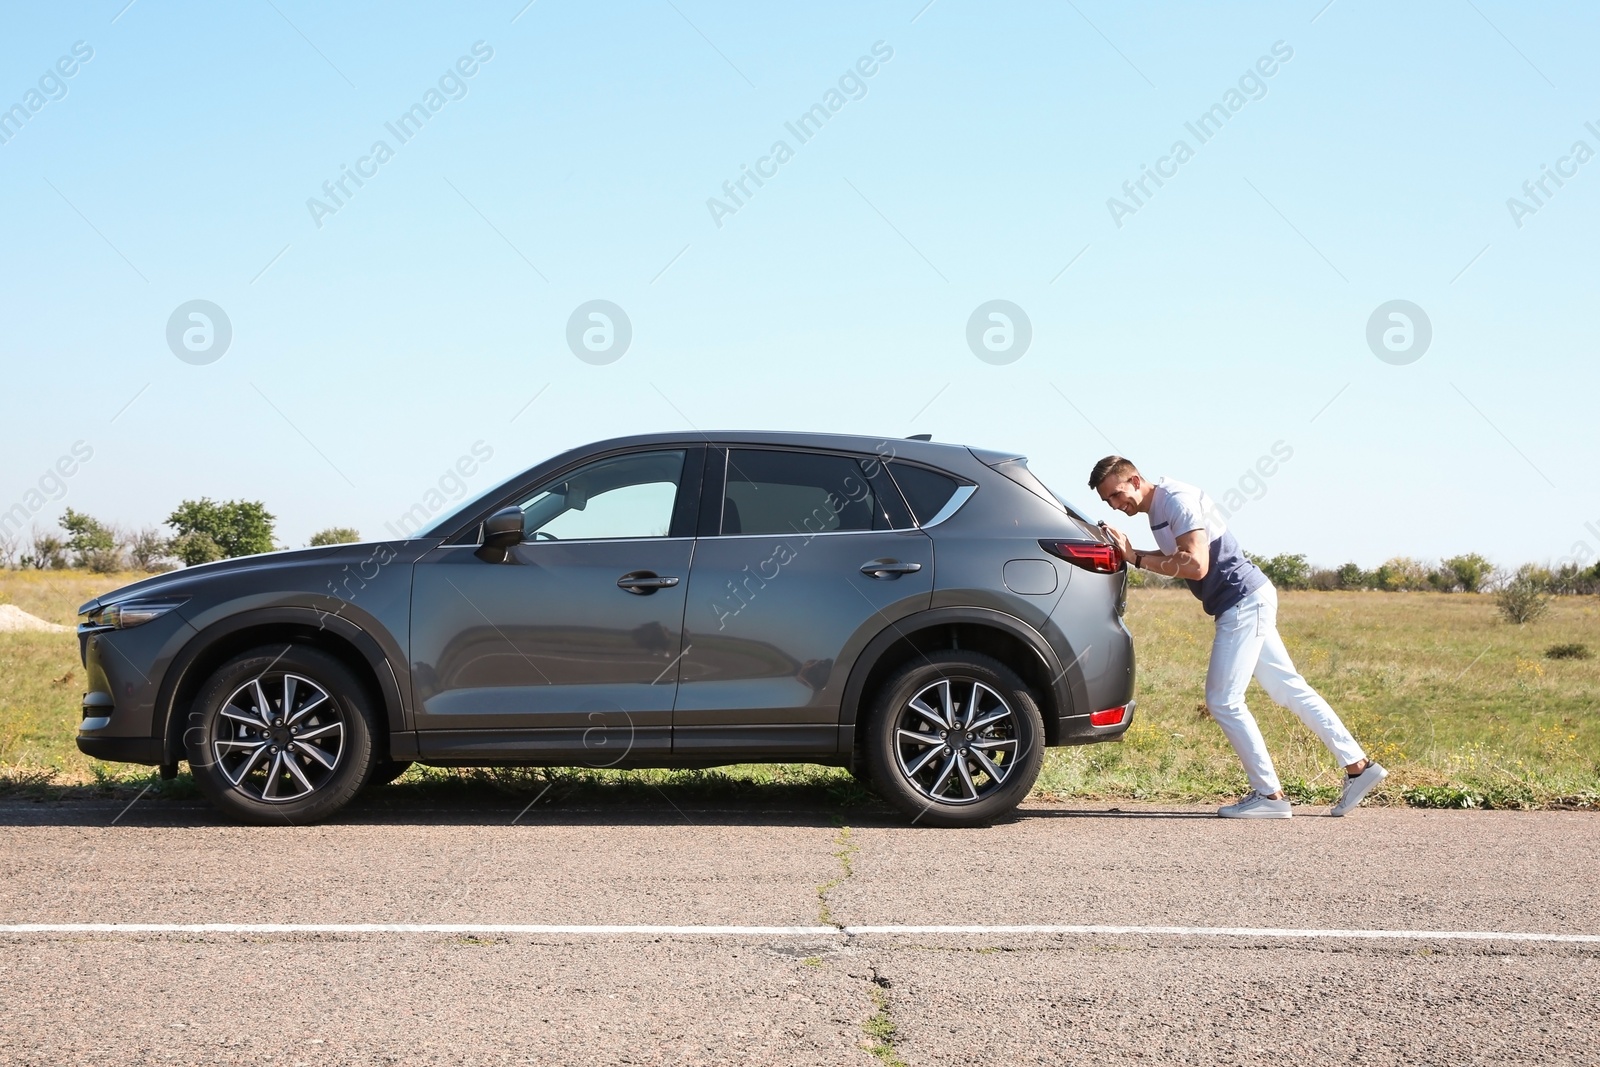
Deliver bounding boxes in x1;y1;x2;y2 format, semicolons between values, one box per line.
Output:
1101;524;1134;563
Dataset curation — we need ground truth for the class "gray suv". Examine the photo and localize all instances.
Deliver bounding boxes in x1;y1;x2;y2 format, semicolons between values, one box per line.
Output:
76;431;1135;826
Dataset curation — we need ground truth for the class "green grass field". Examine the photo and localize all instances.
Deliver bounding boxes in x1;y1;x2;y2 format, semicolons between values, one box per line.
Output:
2;570;1596;809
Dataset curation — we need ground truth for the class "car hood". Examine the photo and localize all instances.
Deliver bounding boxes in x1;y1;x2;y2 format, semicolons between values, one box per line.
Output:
77;540;441;615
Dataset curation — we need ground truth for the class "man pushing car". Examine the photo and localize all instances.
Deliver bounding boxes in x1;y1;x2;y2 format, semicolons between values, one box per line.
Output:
1088;456;1387;818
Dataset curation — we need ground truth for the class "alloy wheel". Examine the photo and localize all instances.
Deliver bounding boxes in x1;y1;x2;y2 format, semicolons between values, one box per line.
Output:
211;672;346;803
893;677;1020;805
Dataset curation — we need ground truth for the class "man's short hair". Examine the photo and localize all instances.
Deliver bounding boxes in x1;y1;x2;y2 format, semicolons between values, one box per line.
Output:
1087;455;1139;489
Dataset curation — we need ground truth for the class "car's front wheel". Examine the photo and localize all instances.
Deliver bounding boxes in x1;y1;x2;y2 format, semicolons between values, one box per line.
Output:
866;651;1045;827
185;646;376;825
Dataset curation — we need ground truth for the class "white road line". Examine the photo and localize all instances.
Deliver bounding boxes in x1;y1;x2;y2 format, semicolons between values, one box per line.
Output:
0;923;838;936
843;925;1600;943
0;923;1596;943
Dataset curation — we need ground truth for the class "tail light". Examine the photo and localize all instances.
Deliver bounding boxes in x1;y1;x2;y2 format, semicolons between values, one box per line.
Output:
1039;539;1123;574
1090;704;1129;727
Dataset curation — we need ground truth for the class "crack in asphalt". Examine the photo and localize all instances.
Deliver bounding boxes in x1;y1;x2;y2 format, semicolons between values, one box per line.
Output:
815;825;858;928
804;827;910;1065
861;965;907;1066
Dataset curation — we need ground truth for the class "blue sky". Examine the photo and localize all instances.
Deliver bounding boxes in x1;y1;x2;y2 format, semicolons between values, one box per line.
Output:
2;0;1596;569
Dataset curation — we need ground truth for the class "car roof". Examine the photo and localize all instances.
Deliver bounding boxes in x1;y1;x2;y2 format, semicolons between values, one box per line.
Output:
556;429;1015;466
423;430;1032;540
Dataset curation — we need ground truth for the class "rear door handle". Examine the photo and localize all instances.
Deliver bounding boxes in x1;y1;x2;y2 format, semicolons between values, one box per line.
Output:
617;571;680;594
860;558;923;579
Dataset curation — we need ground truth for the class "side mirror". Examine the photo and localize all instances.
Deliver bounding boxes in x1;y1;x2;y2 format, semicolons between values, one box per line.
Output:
475;506;524;563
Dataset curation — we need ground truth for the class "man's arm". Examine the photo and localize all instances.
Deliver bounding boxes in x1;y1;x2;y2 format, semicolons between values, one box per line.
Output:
1105;526;1210;580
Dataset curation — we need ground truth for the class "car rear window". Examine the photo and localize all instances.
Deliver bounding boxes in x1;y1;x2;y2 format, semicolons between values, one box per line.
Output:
887;462;967;525
724;449;894;535
969;448;1100;533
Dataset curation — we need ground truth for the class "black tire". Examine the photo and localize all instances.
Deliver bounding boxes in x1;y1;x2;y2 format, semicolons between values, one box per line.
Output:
865;651;1045;828
184;645;376;825
363;760;414;789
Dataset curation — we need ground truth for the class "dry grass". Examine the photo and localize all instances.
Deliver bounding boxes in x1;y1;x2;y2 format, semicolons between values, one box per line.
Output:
0;570;145;785
2;572;1596;808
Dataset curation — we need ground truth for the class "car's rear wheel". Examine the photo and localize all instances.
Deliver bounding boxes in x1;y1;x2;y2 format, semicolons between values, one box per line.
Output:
185;646;375;825
865;651;1044;827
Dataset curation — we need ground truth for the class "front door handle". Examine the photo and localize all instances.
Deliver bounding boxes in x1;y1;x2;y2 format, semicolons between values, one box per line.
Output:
860;558;923;579
617;571;680;594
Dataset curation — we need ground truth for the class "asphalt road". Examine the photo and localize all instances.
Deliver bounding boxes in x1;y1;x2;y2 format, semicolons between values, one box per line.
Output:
1;795;1596;1066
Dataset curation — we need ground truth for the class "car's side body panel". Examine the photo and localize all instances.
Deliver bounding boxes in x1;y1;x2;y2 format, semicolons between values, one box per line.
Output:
409;538;693;763
675;527;933;758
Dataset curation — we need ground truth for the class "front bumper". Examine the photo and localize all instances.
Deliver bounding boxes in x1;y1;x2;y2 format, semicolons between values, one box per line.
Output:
76;733;165;764
74;612;197;767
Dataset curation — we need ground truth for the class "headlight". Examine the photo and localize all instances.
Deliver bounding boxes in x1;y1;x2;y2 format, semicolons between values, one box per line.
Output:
83;597;188;630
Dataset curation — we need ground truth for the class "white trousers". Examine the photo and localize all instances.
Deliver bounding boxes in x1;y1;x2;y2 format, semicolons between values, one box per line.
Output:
1205;583;1365;796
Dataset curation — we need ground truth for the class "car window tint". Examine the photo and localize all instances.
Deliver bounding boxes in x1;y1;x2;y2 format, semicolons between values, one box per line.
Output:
724;450;890;535
887;462;965;525
520;450;685;540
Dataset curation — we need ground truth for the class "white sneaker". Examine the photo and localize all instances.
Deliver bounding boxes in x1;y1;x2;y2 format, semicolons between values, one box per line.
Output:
1330;762;1388;817
1217;791;1292;819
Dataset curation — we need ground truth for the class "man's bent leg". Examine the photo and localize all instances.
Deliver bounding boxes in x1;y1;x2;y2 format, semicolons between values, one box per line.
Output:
1205;588;1279;796
1251;586;1367;767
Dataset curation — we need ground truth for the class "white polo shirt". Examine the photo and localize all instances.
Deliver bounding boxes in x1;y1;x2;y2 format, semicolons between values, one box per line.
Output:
1148;477;1267;617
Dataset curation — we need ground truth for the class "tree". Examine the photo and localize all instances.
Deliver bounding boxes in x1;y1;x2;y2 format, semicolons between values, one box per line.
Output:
169;531;224;567
60;508;123;572
1373;557;1430;591
1335;562;1370;590
1248;553;1311;590
126;527;176;572
21;527;67;569
309;527;361;546
1439;553;1494;593
166;498;276;564
1494;565;1552;625
1547;561;1600;596
1308;568;1341;590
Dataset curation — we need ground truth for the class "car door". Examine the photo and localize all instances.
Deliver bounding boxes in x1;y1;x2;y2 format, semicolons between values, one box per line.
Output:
410;446;701;764
674;446;933;758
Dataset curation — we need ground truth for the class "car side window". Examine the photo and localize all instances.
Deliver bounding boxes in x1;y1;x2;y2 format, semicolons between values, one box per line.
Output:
722;449;893;535
887;462;966;525
519;450;686;541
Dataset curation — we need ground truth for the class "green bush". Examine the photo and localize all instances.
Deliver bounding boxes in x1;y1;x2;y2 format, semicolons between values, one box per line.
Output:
1373;556;1431;591
1494;565;1552;625
125;527;175;572
166;499;276;564
1545;643;1591;661
169;531;224;567
309;526;361;546
1547;562;1600;596
1248;552;1311;590
20;529;67;570
1307;568;1340;591
1334;562;1371;590
1438;553;1494;593
59;509;122;573
1402;784;1484;809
